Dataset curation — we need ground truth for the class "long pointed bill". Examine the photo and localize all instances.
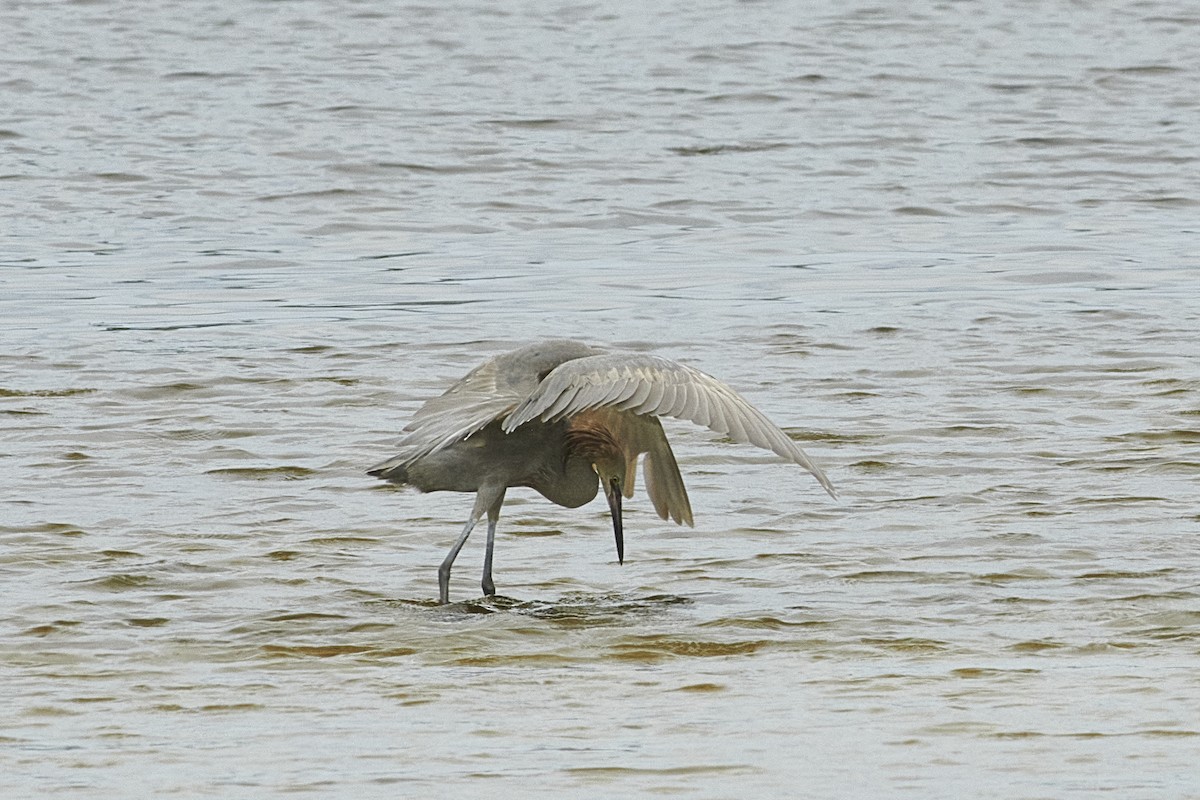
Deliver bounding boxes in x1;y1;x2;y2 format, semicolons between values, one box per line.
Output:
604;477;624;564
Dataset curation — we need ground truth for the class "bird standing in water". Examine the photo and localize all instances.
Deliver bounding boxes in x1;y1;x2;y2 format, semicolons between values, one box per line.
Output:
369;339;836;604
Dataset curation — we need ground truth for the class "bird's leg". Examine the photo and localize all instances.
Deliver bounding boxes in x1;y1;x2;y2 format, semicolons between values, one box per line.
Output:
480;488;506;597
439;516;479;605
438;485;505;605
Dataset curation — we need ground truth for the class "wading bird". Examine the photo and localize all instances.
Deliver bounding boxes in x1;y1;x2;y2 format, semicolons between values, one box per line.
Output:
369;339;836;604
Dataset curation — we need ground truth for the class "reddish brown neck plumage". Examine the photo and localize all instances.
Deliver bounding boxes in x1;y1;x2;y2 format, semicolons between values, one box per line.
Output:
564;412;622;462
565;411;628;564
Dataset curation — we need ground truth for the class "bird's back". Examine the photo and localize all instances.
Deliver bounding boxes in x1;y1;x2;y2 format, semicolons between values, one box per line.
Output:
369;340;605;479
482;339;606;397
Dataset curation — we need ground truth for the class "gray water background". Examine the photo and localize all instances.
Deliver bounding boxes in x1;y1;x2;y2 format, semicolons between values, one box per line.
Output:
3;1;1199;797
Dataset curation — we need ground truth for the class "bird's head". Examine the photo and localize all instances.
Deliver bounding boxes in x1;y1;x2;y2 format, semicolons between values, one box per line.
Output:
591;453;626;565
566;415;628;564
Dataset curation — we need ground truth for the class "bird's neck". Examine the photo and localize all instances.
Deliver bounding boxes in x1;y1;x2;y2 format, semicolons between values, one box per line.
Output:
564;413;621;464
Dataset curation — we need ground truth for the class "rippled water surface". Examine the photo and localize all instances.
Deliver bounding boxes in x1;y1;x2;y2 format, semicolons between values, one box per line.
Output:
4;1;1200;797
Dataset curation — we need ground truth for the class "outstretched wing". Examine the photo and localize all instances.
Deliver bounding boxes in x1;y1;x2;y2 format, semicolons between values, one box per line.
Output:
369;357;519;473
502;353;837;498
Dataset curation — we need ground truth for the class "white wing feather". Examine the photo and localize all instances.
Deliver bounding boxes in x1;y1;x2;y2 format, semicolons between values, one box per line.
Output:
502;354;836;498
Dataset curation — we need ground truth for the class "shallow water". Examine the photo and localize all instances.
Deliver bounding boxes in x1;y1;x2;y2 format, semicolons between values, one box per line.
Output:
4;1;1200;797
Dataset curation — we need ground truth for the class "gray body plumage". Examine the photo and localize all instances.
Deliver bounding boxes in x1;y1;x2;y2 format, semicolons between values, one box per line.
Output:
369;339;835;603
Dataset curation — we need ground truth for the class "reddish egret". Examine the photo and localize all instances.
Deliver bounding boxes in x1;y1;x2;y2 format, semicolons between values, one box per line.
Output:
369;339;836;604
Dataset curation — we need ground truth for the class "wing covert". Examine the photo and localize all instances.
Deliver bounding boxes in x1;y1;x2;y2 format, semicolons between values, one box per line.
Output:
371;339;606;472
